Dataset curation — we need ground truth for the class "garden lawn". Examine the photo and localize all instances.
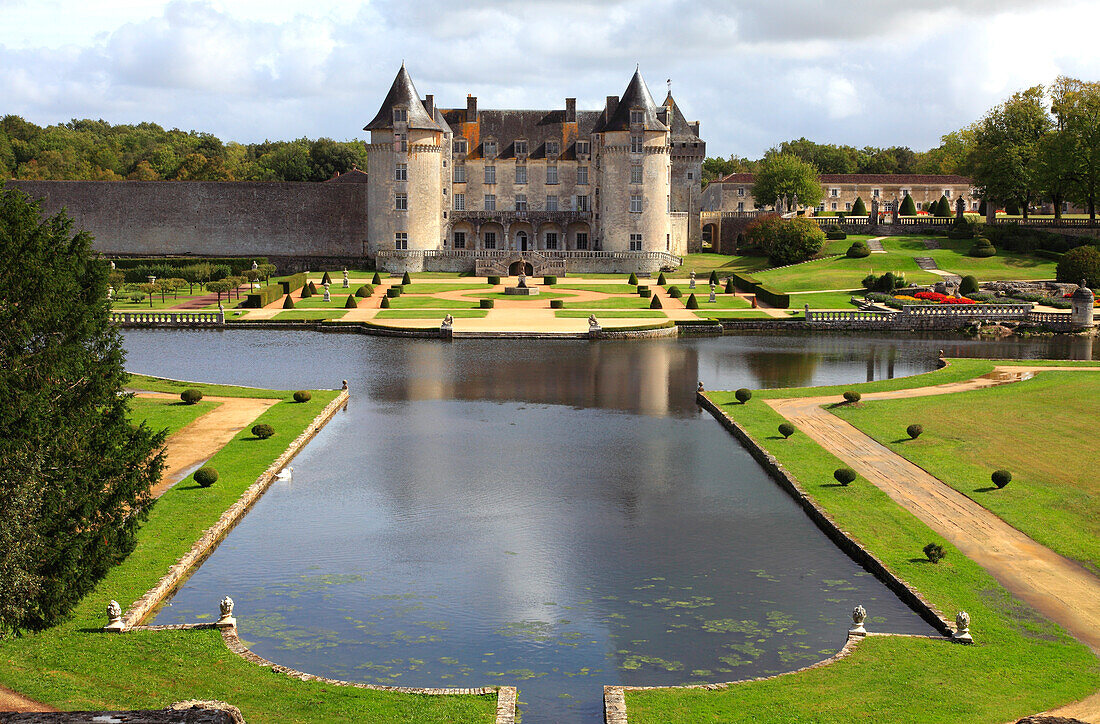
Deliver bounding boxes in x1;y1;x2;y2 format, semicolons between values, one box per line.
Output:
696;310;776;319
787;290;862;309
832;369;1100;574
111;292;213;310
563;296;653;309
629;364;1100;723
272;310;349;320
386;296;482;309
554;310;666;318
900;237;1058;281
126;374;290;399
373;309;489;319
554;283;640;294
474;291;570;301
401;283;491;294
687;294;750;309
753;241;941;292
680;253;772;275
288;296;357;309
127;398;220;438
0;383;496;723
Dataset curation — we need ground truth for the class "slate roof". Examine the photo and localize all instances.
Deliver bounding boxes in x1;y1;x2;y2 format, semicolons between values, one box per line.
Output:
364;64;441;132
593;69;668;133
325;167;368;183
439;109;603;160
662;92;701;143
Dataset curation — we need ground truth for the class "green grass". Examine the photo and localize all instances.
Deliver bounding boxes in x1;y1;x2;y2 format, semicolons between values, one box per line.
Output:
630;364;1100;722
697;310;776;319
126;374;291;399
680;253;772;275
787;290;862;309
288;295;356;309
401;283;491;294
563;296;653;309
553;310;667;318
473;291;570;301
272;310;349;320
386;296;481;309
686;294;750;309
553;283;640;294
111;292;213;310
373;309;489;319
905;238;1058;281
127;398;220;437
0;385;496;723
832;369;1100;574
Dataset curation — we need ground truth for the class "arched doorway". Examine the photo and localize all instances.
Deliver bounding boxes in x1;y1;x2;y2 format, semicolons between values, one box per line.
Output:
516;231;529;252
702;223;717;250
508;260;533;276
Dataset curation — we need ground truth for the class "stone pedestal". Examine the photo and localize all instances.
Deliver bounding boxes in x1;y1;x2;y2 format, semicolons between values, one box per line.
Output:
215;596;236;629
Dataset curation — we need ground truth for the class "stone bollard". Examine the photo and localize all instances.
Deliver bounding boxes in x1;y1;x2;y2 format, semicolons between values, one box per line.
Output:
697;381;704;392
849;604;867;635
104;600;125;632
440;313;454;340
341;380;349;391
953;611;973;643
215;596;236;629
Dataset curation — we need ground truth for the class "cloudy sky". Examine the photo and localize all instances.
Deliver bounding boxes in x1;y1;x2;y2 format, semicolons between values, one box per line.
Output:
4;0;1100;158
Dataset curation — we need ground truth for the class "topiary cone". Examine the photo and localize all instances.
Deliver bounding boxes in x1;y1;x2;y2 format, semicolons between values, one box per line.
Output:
344;294;358;309
282;294;295;309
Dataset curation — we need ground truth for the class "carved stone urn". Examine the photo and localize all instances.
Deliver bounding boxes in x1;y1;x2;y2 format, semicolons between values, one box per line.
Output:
849;604;867;635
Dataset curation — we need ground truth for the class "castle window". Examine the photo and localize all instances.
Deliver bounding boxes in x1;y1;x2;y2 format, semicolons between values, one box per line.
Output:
737;201;744;212
515;140;528;156
546;195;559;211
454;193;465;210
395;232;408;249
943;189;952;198
483;231;497;249
395;163;407;181
577;166;588;185
484;165;496;184
454;139;467;154
546;141;560;157
629;233;642;251
484;141;497;158
516;164;527;185
546;165;559;185
666;234;670;250
397;133;407;152
453;165;466;183
395;193;407;211
901;188;911;197
576;232;588;250
545;232;559;250
516;194;527;211
872;188;881;198
737;187;745;197
393;108;407;123
630;165;642;184
484;194;496;211
630;109;644;124
830;188;839;197
630;194;642;213
454;231;466;249
577;195;589;212
630;135;643;153
576;140;590;155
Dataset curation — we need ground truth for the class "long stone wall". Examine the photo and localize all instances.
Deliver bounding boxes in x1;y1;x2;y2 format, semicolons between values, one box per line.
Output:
9;180;369;260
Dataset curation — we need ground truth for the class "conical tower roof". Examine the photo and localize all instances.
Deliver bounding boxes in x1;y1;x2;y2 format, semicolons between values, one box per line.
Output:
364;64;441;132
596;68;668;133
662;91;700;143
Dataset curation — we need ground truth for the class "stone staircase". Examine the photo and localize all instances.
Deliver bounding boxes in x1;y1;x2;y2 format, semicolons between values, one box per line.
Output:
475;251;566;277
914;257;939;271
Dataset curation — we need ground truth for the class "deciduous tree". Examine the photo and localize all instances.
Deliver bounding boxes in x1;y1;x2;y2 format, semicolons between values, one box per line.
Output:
751;153;823;211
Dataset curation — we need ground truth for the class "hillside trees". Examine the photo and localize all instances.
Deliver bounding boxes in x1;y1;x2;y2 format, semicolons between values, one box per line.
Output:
971;86;1050;220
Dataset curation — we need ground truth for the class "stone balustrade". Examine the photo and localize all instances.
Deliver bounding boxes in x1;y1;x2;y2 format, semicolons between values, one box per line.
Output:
111;310;225;326
900;303;1031;318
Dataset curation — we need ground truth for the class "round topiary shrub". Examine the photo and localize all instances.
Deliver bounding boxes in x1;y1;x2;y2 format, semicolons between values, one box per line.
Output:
344;294;358;309
480;298;495;309
970;238;996;257
550;299;564;309
668;286;683;298
826;225;848;241
371;272;382;285
991;469;1012;489
657;272;667;285
628;273;639;285
543;275;557;285
778;423;796;439
650;295;663;309
282;294;295;309
734;388;752;404
923;542;946;564
488;275;501;285
847;242;871;258
355;284;373;298
843;391;862;404
194;466;218;487
251;423;275;439
380;296;391;308
834;467;857;486
1056;245;1100;288
959;275;979;295
293;390;312;403
907;424;924;439
180;389;203;405
402;271;412;285
686;293;699;309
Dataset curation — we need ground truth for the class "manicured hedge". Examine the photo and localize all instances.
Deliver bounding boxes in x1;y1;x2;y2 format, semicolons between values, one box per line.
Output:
112;257;266;282
731;272;790;308
244;284;284;308
278;272;308;295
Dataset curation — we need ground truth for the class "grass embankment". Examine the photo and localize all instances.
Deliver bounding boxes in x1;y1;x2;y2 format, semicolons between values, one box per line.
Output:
127;374;284;399
400;283;490;294
0;378;498;722
628;360;1100;723
787;290;862;310
696;310;777;319
553;283;640;294
128;398;220;437
680;253;771;276
833;369;1100;574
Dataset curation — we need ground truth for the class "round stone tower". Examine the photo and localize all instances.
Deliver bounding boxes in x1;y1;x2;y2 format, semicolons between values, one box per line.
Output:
364;64;449;267
1071;279;1095;329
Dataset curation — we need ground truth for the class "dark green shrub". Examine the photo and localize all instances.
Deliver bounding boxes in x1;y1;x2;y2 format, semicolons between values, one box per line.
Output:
401;271;411;285
344;294;358;309
1004;199;1021;215
488;275;501;285
709;270;719;285
380;296;390;308
638;287;651;297
959;275;979;295
180;389;203;405
686;293;699;309
847;242;870;258
843;391;861;404
251;423;275;439
907;424;924;439
970;238;996;257
650;295;663;309
355;285;372;298
386;287;401;298
734;388;752;404
480;298;495;309
657;272;667;285
550;299;564;309
194;467;218;487
293;390;312;403
300;283;313;299
851;197;867;216
1057;246;1100;288
321;271;332;285
744;215;826;266
778;423;796;439
992;470;1012;489
825;224;847;241
668;286;683;298
923;542;946;563
282;294;295;309
628;273;639;285
834;468;857;486
543;275;557;285
899;194;917;216
308;281;318;294
947;218;979;239
935;195;952;218
372;272;382;285
724;278;735;293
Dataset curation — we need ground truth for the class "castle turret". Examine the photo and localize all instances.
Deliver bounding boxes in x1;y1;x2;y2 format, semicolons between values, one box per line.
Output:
364;64;449;265
593;69;671;254
663;87;705;253
1071;279;1095;329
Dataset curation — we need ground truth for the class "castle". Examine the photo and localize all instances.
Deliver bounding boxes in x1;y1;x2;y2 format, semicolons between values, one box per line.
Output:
363;64;703;275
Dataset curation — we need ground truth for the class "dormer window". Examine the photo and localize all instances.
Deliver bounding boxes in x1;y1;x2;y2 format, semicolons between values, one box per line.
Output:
515;140;528;156
393;108;407;123
484;141;497;158
630;109;644;124
546;141;560;157
454;139;467;154
576;140;590;155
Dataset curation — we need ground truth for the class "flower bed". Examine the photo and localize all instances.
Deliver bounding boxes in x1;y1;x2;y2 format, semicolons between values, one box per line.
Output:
913;291;977;305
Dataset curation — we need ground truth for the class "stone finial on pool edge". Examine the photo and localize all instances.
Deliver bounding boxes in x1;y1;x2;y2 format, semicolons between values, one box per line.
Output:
216;596;237;629
953;610;973;643
104;599;125;632
697;381;705;392
341;380;348;390
849;604;867;636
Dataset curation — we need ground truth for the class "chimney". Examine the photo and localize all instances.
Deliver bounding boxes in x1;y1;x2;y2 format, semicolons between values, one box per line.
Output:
565;98;576;123
690;121;700;136
423;95;434;118
466;95;478;123
605;95;619;121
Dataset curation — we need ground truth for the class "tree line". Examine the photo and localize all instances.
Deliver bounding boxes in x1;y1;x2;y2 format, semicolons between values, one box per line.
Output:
0;116;368;182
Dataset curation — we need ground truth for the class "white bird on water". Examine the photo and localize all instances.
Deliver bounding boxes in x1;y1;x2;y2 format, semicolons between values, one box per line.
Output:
275;466;293;482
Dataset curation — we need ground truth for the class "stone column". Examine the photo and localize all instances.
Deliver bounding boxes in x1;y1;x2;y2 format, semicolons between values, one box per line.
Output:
869;198;879;229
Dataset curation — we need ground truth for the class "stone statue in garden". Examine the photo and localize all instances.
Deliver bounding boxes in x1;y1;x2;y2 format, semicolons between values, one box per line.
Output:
107;285;113;300
850;604;867;634
954;610;972;642
216;595;236;629
104;599;124;631
252;260;258;270
342;269;349;288
709;282;716;303
689;270;696;289
323;283;331;302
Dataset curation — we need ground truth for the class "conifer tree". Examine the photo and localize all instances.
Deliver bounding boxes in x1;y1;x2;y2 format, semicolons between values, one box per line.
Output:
851;196;867;215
